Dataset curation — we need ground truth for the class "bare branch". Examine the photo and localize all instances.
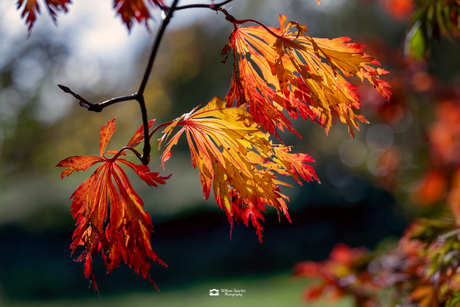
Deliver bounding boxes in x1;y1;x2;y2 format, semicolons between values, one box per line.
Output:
58;85;137;112
175;0;233;11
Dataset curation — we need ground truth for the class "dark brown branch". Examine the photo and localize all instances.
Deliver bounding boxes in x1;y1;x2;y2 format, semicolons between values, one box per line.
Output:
138;0;180;96
137;96;151;165
58;85;137;112
175;0;233;11
136;0;180;164
58;0;181;166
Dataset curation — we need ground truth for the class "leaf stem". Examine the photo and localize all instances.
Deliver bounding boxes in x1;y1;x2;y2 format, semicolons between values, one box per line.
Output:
149;121;173;139
109;146;142;162
218;8;283;39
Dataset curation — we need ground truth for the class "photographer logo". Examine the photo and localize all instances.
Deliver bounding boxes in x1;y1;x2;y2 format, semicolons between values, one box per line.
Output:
209;289;219;296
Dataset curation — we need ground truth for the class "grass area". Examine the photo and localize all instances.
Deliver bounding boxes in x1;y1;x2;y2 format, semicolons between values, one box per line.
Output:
2;273;352;307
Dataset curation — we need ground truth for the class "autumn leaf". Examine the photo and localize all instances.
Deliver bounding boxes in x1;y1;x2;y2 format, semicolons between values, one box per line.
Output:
17;0;40;31
18;0;164;32
113;0;166;31
223;15;391;137
45;0;71;23
17;0;71;31
159;96;319;242
57;118;170;292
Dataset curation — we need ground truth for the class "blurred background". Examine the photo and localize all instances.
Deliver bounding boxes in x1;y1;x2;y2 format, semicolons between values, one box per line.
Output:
1;0;459;306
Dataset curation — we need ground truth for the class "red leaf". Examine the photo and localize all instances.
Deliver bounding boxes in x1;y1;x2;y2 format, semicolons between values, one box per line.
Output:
56;155;104;179
113;0;165;31
17;0;40;31
100;118;116;156
127;119;156;147
58;118;170;291
17;0;71;32
45;0;71;23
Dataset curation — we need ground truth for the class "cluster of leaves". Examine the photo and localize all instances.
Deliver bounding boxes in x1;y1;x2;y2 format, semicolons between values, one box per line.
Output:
295;219;460;307
222;14;390;138
19;0;390;292
293;0;460;305
295;92;460;305
17;0;165;31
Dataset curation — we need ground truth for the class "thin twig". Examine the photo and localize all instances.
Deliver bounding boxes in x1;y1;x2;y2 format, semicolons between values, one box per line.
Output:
175;0;233;11
58;85;137;112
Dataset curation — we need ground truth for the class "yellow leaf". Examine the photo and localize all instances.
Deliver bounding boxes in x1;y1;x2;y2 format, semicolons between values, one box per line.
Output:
160;97;319;241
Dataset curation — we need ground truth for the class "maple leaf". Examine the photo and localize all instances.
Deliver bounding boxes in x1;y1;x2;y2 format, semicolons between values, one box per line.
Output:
17;0;40;31
113;0;166;31
223;15;391;137
57;118;170;292
159;96;319;242
45;0;71;23
17;0;71;31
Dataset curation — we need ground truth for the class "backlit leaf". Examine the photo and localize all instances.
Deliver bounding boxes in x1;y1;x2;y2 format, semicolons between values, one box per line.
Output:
57;118;170;291
223;15;391;137
159;97;319;241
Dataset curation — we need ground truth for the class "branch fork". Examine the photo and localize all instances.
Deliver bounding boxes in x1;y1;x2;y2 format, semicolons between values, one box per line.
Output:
59;0;237;165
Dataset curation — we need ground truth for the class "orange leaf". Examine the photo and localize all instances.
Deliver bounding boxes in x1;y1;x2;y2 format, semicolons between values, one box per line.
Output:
57;118;170;291
99;118;116;156
56;155;104;179
159;97;319;241
224;15;391;137
127;119;156;147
